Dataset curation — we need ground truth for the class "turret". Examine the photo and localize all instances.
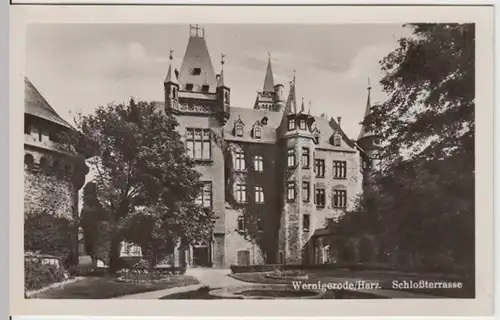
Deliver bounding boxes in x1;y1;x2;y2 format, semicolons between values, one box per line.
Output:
357;79;380;172
216;53;230;123
164;49;180;113
273;84;285;112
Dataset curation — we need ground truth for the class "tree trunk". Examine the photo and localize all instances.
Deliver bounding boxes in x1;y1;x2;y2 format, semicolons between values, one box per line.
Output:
107;237;122;274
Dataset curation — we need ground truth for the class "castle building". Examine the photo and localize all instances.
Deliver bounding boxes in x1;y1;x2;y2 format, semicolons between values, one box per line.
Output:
157;25;378;267
24;77;88;264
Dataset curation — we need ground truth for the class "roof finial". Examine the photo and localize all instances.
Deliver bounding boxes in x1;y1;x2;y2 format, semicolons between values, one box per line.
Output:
268;52;271;59
368;77;372;91
221;53;226;67
169;49;174;61
308;100;312;115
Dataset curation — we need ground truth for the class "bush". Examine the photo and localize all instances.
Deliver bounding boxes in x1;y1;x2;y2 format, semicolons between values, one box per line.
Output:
24;260;68;291
24;209;75;267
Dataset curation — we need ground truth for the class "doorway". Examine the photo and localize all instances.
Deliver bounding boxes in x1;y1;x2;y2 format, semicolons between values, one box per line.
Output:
193;246;212;267
237;250;250;266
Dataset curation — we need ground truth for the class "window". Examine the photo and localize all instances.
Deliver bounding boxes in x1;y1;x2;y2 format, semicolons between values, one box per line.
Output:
24;119;31;134
201;84;210;92
287;148;296;167
254;155;263;172
195;182;212;208
257;218;264;231
39;157;47;171
333;134;341;146
315;187;325;207
186;128;211;160
288;118;296;131
315;159;325;177
302;147;310;168
255;186;264;204
24;154;34;170
299;119;306;130
235;125;244;137
254;127;262;139
333;190;347;208
192;68;202;75
261;117;268;125
236;184;247;203
333;160;347;179
287;181;296;201
234;151;246;171
172;87;177;99
38;127;43;142
303;214;310;231
237;216;246;231
186;83;194;91
302;181;310;202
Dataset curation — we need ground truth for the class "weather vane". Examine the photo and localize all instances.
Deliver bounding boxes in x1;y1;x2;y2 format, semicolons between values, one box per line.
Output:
169;49;174;61
368;77;372;91
221;53;226;66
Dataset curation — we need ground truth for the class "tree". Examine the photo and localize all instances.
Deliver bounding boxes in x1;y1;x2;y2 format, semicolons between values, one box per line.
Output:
337;24;475;274
80;182;109;262
62;99;215;272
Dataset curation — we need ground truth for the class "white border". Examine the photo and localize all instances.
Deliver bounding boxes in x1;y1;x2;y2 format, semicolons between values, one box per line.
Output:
9;4;495;317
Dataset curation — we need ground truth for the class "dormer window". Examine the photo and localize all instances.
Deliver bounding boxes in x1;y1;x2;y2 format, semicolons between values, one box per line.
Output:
299;119;306;130
288;118;295;131
201;85;210;92
235;125;244;137
333;134;341;147
192;68;202;75
254;127;262;139
186;83;194;91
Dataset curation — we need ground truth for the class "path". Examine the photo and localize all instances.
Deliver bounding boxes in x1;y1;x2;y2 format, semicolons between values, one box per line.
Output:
113;268;251;299
185;268;254;288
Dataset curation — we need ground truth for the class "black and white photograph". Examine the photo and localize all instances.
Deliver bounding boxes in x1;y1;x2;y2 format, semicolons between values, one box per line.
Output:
11;4;494;317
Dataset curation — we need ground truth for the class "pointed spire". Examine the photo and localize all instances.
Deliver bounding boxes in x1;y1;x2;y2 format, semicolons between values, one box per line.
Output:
284;72;297;114
164;49;178;84
263;52;275;92
217;53;225;87
358;77;375;140
300;97;305;113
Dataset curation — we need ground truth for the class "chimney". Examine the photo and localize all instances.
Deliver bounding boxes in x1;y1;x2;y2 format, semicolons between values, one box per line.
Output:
337;116;342;128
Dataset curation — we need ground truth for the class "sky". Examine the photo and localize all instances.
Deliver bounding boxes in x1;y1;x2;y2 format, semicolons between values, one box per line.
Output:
26;23;411;139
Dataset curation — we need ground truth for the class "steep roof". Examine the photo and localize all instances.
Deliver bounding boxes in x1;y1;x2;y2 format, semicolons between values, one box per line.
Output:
223;107;282;144
262;55;275;92
24;77;72;129
178;27;217;93
358;86;375;140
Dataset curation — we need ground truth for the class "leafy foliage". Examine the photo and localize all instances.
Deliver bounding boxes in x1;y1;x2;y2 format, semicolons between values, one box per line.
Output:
24;260;67;291
24;209;75;264
336;24;475;275
62;99;216;272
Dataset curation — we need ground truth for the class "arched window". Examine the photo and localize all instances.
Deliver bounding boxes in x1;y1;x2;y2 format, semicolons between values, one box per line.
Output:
39;157;48;172
24;154;34;170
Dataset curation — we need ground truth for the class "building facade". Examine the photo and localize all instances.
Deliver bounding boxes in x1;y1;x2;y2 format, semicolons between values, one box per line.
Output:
156;25;378;268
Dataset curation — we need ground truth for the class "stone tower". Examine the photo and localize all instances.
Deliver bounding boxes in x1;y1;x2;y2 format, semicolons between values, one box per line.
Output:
253;54;285;112
24;77;88;265
277;74;317;264
164;25;229;268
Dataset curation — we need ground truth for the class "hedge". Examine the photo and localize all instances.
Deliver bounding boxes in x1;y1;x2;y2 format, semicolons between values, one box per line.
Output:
25;260;68;291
